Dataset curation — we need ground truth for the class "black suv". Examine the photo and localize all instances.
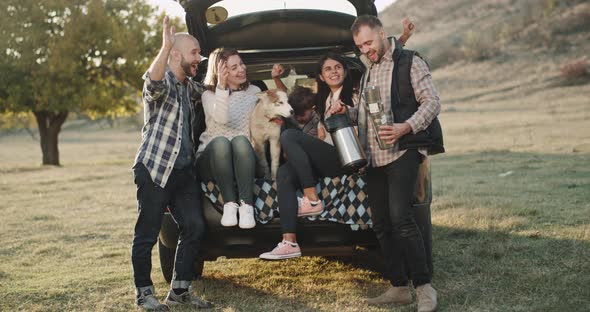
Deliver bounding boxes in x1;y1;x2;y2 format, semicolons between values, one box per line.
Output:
158;0;432;283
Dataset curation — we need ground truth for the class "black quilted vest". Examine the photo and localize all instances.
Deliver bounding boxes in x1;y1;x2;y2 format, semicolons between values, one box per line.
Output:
391;39;445;155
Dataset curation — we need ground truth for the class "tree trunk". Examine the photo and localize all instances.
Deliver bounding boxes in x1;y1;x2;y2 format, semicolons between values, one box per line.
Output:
33;111;69;166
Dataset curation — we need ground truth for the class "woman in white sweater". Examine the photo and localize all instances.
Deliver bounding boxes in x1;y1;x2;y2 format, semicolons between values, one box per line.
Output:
196;48;260;229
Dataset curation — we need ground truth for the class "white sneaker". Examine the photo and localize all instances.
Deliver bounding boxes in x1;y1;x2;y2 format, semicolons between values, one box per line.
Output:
220;202;239;227
238;200;256;229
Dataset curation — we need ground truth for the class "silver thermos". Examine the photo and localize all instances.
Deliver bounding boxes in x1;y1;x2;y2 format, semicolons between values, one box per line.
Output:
324;114;367;173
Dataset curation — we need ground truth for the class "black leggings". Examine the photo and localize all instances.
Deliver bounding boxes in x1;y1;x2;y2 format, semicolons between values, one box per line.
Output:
277;129;345;233
196;135;256;205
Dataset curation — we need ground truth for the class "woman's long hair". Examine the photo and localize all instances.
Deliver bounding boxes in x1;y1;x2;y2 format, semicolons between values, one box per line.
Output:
315;52;354;121
203;47;250;91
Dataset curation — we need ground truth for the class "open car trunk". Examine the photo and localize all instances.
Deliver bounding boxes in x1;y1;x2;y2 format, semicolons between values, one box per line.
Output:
180;0;377;79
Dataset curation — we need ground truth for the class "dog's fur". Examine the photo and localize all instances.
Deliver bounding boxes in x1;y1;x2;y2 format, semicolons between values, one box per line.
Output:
250;89;293;180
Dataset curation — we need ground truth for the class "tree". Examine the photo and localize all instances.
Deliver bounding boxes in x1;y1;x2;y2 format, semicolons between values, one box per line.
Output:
0;0;160;165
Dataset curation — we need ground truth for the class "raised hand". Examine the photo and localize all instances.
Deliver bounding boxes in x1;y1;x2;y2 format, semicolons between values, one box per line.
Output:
271;64;285;79
163;16;176;49
217;61;229;90
402;17;414;37
147;16;177;81
271;64;288;92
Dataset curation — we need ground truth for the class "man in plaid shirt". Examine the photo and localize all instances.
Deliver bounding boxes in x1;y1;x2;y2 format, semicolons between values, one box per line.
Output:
131;16;211;311
352;15;440;312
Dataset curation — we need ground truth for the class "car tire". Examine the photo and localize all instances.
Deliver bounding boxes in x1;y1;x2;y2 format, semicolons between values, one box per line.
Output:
158;238;175;284
354;247;385;273
158;239;205;284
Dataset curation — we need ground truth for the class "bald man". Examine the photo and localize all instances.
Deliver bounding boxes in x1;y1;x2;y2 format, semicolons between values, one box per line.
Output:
131;16;212;310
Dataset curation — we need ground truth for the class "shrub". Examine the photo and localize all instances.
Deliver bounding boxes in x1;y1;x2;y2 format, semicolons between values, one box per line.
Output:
553;3;590;34
421;35;463;69
560;57;589;81
460;30;501;61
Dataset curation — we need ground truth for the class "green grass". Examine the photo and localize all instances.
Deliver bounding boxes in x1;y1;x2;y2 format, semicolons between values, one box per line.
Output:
431;151;590;311
0;134;588;311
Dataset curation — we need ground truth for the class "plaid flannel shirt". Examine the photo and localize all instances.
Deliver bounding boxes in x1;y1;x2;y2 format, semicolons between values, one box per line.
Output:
359;42;441;167
134;69;205;188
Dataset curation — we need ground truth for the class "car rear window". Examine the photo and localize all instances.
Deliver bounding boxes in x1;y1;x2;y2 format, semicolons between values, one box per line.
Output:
212;0;357;24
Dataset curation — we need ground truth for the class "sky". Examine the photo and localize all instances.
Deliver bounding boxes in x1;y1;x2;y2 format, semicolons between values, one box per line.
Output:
146;0;398;19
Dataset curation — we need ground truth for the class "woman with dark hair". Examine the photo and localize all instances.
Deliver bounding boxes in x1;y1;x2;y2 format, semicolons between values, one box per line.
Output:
259;17;415;259
315;52;358;143
196;48;260;229
259;53;358;259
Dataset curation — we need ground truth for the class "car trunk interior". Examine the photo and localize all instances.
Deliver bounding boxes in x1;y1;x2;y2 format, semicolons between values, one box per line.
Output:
181;0;376;80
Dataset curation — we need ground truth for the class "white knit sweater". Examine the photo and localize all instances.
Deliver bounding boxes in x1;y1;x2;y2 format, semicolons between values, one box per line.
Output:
196;85;260;156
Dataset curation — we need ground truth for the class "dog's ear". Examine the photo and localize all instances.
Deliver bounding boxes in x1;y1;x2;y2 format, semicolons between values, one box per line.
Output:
256;91;267;101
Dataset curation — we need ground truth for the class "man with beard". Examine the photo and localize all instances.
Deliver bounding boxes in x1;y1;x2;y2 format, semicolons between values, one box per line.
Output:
131;16;212;311
352;15;442;312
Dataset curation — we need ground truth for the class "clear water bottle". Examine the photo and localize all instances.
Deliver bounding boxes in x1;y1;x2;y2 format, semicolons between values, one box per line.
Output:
363;86;393;150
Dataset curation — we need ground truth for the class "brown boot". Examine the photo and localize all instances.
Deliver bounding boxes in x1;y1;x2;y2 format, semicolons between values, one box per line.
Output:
416;283;437;312
365;286;412;305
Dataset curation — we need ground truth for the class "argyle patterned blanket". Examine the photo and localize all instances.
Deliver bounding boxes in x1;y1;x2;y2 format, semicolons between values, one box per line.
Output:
201;174;373;227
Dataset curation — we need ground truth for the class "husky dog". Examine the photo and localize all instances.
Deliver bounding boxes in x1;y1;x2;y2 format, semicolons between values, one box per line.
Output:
250;89;294;180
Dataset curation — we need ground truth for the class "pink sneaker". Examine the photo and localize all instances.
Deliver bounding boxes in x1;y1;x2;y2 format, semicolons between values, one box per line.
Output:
297;197;324;217
259;240;302;260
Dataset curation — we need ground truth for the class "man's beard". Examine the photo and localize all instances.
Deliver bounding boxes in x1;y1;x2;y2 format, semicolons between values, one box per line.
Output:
374;41;387;63
180;55;195;78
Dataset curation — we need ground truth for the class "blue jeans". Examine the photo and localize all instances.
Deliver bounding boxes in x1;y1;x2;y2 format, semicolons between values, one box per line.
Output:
131;163;205;288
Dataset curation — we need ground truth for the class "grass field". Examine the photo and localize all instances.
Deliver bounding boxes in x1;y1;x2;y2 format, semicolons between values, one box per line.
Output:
1;127;588;311
1;2;590;309
1;79;589;312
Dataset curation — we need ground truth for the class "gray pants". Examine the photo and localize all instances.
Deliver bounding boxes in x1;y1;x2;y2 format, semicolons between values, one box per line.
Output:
196;136;256;205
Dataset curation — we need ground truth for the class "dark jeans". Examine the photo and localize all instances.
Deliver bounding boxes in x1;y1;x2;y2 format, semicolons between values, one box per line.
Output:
196;135;256;205
277;129;345;233
366;149;431;287
414;187;434;279
131;163;205;288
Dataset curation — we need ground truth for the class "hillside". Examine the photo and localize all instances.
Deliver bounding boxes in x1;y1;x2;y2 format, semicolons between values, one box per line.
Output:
379;0;590;154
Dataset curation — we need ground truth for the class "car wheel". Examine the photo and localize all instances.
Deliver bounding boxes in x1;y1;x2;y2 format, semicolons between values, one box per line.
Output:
158;239;205;284
353;247;385;273
158;239;175;284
